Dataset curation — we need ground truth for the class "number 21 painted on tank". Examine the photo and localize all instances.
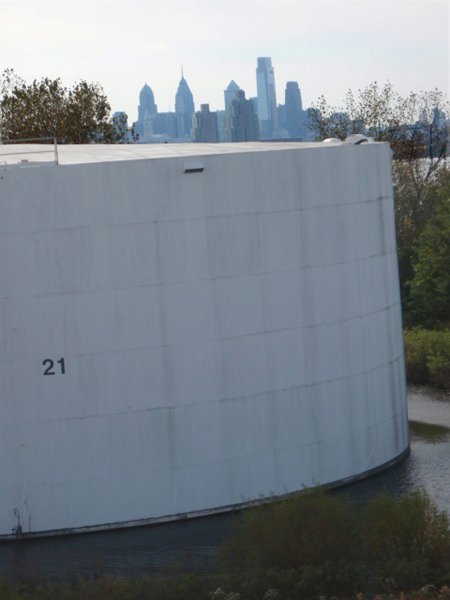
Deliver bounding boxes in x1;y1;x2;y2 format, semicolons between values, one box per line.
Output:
42;358;66;375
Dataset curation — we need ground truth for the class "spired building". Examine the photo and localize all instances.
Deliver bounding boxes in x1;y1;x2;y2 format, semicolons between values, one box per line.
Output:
256;57;278;138
175;71;195;140
133;73;195;142
225;89;260;142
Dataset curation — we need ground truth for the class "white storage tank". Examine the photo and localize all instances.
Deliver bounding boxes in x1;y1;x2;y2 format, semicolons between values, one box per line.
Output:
0;141;408;538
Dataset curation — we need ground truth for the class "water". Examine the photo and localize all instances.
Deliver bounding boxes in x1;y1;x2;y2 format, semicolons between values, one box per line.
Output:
1;385;449;583
333;386;450;511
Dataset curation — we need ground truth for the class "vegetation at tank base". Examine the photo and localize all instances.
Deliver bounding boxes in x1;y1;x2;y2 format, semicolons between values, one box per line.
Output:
2;489;450;600
218;489;450;600
0;69;136;144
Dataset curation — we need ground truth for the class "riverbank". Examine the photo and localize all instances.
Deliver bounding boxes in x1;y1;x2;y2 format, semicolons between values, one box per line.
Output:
0;578;449;600
1;580;449;600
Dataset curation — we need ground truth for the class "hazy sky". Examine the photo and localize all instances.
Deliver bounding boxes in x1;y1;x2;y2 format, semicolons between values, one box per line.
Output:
1;0;448;122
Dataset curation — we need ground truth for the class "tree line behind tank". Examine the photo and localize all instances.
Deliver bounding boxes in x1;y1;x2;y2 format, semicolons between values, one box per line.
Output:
0;73;448;387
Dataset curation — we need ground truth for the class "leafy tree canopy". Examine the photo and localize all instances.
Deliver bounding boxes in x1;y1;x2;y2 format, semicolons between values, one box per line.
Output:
407;171;450;327
0;69;129;143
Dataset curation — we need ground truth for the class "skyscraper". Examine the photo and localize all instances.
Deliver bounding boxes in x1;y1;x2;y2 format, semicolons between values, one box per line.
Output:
135;83;157;139
138;83;157;121
225;90;260;142
192;104;219;142
284;81;303;138
256;57;277;138
175;71;195;140
224;80;240;112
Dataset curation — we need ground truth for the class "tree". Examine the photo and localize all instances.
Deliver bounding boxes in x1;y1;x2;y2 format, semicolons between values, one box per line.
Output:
111;111;139;143
407;171;450;327
308;81;448;162
307;82;406;143
0;71;129;143
0;68;23;97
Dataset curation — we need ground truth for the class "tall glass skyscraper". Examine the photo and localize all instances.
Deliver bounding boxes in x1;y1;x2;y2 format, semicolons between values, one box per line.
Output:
256;57;277;138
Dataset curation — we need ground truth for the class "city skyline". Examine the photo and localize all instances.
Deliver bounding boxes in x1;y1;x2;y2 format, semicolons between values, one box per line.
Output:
132;62;313;143
1;0;448;121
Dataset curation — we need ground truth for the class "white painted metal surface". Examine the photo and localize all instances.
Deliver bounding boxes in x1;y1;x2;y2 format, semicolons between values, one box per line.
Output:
0;142;408;537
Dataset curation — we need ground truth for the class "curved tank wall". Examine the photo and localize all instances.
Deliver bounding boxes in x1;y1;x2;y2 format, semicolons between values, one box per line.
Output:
0;142;408;537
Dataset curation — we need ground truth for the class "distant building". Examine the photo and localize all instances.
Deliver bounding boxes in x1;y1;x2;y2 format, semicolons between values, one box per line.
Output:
225;90;260;142
192;104;219;142
224;80;240;112
284;81;303;138
249;96;258;115
277;103;286;130
216;110;227;142
134;83;157;139
256;57;278;138
152;112;178;141
175;72;195;140
138;83;157;121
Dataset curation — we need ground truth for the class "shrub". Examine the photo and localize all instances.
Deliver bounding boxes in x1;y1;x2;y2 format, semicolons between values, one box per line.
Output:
220;490;357;573
404;328;450;389
361;491;450;591
220;489;450;598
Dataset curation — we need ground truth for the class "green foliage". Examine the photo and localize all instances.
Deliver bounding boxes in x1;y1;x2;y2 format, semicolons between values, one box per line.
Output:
407;175;450;327
361;491;450;589
404;328;450;389
396;166;450;322
220;489;450;598
0;70;128;144
220;490;357;573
